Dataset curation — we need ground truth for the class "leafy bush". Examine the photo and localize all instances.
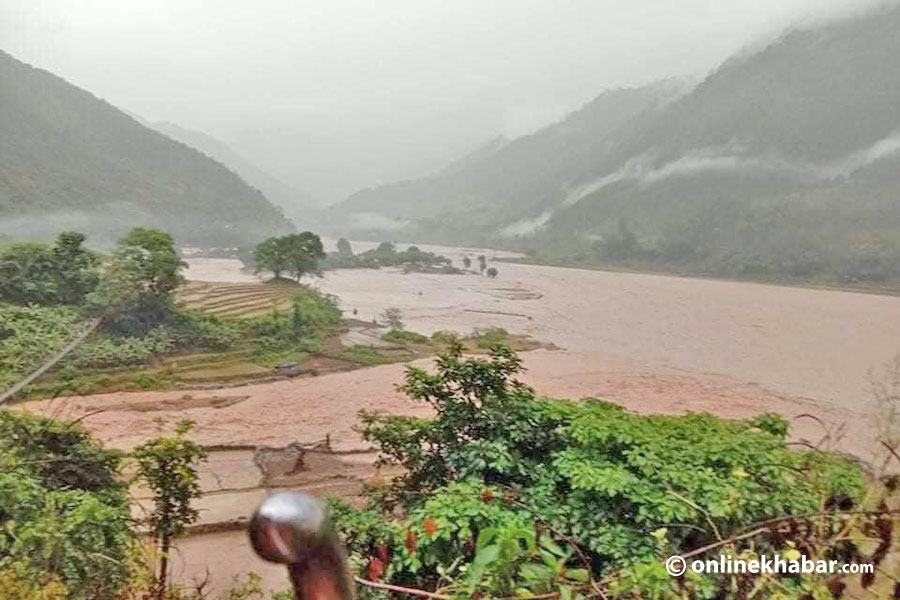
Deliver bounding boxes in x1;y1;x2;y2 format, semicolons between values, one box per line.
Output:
0;304;85;387
383;329;429;345
332;346;866;598
0;301;241;395
166;309;242;350
0;232;99;307
0;411;132;599
471;326;510;348
341;344;389;365
430;330;461;345
71;327;175;368
247;288;340;353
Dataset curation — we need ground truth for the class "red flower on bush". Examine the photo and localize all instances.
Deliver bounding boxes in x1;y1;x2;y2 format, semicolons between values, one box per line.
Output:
423;517;438;536
368;556;386;580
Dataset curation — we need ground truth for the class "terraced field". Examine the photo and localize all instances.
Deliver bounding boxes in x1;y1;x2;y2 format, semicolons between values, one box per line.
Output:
178;280;299;318
21;278;546;399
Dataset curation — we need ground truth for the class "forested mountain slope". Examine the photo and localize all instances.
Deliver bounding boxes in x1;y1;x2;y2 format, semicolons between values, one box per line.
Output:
150;121;326;230
0;51;294;246
334;81;683;239
334;6;900;283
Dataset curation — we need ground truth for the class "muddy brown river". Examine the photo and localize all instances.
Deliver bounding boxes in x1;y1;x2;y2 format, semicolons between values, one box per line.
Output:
190;243;900;414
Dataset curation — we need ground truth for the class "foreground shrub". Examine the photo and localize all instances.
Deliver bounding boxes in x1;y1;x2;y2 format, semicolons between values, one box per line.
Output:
0;411;132;599
335;346;869;598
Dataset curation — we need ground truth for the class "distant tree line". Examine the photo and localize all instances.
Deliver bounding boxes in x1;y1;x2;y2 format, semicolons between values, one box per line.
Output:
529;207;900;286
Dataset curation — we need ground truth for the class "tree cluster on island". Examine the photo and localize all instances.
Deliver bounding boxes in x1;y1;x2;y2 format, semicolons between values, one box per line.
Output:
323;239;461;274
251;231;326;281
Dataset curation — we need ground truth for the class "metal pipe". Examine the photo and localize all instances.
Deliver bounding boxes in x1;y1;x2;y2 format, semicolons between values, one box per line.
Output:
249;492;354;600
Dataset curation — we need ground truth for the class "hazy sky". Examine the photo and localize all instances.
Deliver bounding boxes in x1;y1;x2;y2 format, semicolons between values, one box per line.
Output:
1;0;886;200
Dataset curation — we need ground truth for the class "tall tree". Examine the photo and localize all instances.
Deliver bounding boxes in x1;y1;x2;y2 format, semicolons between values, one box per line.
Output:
89;228;185;331
117;228;185;296
254;232;326;281
52;231;98;305
254;236;290;279
336;237;354;256
282;232;326;281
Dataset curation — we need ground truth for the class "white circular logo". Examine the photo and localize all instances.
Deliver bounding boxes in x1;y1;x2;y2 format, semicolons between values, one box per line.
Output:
665;555;687;576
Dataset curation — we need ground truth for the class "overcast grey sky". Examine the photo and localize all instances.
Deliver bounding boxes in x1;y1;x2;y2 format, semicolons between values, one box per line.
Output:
0;0;886;201
3;1;881;134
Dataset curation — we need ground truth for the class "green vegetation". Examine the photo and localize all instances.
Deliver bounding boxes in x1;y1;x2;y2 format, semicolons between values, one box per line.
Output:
88;227;187;334
0;411;293;600
0;305;85;389
470;326;511;349
0;225;543;398
133;420;208;600
4;342;895;598
323;241;457;272
383;329;430;345
0;292;342;397
0;411;132;599
339;344;395;366
253;232;326;281
331;346;885;599
0;232;98;306
0;227;345;398
246;288;341;355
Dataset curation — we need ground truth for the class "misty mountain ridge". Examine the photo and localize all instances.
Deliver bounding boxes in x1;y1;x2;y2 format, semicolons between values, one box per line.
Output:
334;78;689;232
0;50;294;247
332;5;900;283
148;121;329;231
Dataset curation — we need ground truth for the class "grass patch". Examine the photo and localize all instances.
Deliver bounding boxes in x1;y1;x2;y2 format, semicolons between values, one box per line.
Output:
339;344;397;365
382;329;430;344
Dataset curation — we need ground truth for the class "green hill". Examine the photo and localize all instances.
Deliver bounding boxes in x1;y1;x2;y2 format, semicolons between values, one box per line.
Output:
333;6;900;284
0;50;294;247
149;121;328;231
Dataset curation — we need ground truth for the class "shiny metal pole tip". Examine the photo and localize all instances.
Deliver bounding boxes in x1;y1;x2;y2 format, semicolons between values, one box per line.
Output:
249;491;330;564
